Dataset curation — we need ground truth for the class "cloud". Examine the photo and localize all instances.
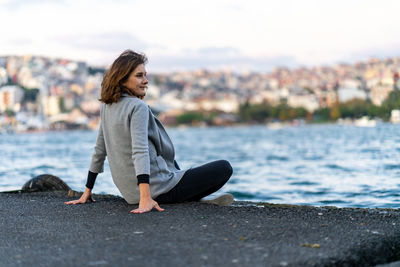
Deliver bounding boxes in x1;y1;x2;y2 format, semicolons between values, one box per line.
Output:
7;37;33;46
149;46;298;73
194;47;241;57
0;0;67;11
53;32;150;53
341;43;400;63
2;0;400;71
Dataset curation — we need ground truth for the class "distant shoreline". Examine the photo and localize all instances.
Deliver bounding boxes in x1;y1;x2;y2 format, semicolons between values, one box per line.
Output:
1;120;398;135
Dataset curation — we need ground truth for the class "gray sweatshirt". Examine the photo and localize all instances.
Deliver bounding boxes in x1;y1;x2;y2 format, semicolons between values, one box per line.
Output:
89;94;186;204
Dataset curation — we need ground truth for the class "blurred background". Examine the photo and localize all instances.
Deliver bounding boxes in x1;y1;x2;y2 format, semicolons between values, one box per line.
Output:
1;0;400;208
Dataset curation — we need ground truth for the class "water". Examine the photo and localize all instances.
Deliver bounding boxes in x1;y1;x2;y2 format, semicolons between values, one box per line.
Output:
1;124;400;208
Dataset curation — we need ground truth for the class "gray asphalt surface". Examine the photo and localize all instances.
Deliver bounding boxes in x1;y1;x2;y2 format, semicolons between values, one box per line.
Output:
1;191;400;267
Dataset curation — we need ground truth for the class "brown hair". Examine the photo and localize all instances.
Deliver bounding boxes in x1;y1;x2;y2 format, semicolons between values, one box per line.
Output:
99;50;148;104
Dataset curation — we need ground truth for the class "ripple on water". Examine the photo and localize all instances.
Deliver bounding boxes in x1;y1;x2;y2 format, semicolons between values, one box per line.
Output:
344;191;371;198
324;164;352;172
289;181;319;186
384;164;400;170
303;156;324;161
369;190;400;198
229;191;257;199
302;189;331;196
294;165;306;170
361;148;381;153
229;191;282;201
266;155;289;161
386;192;400;197
371;189;394;195
31;164;56;170
318;199;349;205
226;178;240;184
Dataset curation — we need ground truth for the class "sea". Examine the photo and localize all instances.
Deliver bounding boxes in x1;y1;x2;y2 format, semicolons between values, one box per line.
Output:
1;123;400;208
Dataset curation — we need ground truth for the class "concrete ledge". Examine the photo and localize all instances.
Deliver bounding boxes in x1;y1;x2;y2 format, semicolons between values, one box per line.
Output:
1;191;400;267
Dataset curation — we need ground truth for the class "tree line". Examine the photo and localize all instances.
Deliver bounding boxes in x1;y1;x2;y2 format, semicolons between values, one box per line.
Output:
176;90;400;125
239;91;400;123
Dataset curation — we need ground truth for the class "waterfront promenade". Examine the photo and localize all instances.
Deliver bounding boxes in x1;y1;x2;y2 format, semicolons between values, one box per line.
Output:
1;191;400;266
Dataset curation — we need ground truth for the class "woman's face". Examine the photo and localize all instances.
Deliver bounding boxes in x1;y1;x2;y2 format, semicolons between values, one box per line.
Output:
122;64;148;98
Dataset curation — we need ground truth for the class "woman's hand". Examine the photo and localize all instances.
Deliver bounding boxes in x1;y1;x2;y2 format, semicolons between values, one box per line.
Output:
131;183;164;213
64;188;95;205
131;196;164;213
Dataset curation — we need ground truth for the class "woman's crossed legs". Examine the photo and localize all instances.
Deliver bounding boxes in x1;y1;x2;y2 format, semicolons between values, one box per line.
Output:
155;160;233;204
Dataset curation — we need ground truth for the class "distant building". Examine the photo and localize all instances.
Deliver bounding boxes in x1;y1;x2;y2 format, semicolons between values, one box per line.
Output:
390;109;400;123
80;100;101;114
370;85;392;106
42;95;60;116
338;87;367;102
0;67;7;85
250;90;280;105
318;90;338;108
158;109;183;125
196;97;239;113
0;85;24;113
287;94;319;112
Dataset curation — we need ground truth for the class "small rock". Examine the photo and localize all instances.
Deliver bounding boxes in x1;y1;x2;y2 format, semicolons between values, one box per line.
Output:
301;243;320;248
68;190;78;197
88;260;108;266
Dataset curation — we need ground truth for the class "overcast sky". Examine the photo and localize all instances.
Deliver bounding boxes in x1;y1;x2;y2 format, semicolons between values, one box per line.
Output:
1;0;400;72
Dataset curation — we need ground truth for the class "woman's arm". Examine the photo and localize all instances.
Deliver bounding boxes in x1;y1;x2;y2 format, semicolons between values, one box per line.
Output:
129;102;163;213
89;118;107;175
65;171;98;204
130;183;164;213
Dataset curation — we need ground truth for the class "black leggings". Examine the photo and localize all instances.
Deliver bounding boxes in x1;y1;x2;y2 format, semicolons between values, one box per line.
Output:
155;160;233;204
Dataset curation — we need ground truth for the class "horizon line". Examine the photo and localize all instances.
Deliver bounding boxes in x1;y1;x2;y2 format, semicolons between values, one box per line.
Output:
1;53;399;75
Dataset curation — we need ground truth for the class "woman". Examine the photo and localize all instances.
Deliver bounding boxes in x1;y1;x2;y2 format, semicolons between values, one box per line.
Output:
65;50;233;213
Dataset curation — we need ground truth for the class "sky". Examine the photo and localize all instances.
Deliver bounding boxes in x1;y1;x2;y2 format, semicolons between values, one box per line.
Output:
1;0;400;73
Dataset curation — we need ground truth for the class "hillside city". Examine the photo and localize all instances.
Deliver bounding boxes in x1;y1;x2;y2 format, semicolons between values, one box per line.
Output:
0;55;400;132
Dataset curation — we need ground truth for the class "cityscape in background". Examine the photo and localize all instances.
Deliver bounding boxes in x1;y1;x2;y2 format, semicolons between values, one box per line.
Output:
1;54;400;133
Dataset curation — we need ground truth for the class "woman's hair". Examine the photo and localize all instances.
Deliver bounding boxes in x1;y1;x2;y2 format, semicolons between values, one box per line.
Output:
99;50;148;104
